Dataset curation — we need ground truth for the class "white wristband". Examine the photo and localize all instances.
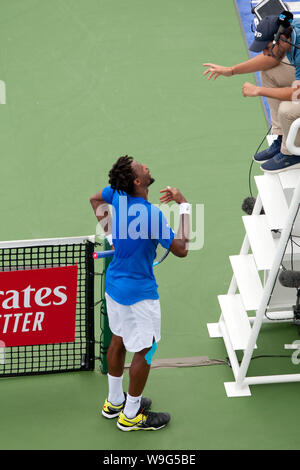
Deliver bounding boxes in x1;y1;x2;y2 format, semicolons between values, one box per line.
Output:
179;202;191;215
105;234;113;246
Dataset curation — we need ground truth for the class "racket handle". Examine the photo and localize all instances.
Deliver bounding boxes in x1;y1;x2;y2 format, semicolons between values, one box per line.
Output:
93;250;114;259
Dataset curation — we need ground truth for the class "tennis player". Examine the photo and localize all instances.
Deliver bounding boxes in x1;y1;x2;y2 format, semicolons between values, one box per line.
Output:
90;155;190;431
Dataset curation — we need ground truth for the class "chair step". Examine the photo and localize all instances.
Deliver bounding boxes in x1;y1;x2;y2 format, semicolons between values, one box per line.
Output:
230;254;263;311
279;169;300;190
255;174;288;230
242;215;276;270
218;294;255;350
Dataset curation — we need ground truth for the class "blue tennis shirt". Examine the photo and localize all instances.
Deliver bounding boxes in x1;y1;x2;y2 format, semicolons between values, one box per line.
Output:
101;186;175;305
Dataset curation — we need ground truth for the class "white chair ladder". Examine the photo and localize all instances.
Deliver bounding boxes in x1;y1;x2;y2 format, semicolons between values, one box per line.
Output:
207;118;300;397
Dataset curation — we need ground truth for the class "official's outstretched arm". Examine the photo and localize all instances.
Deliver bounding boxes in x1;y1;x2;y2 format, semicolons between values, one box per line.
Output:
203;54;279;81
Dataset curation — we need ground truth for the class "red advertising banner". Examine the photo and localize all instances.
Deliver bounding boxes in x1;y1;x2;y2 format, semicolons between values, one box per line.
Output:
0;265;78;347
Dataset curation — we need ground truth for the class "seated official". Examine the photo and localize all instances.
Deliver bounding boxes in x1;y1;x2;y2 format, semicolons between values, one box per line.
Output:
203;14;300;173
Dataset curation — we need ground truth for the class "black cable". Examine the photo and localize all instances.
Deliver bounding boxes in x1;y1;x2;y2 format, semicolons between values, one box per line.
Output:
269;47;297;67
288;205;300;270
280;59;298;67
291;234;294;271
280;37;300;51
246;128;287;321
269;37;300;66
249;125;272;197
248;160;254;198
250;354;291;360
266;206;300;321
291;238;300;249
226;354;292;368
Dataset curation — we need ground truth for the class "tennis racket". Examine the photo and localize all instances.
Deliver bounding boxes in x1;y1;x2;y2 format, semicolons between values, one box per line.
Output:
153;243;170;267
93;244;170;267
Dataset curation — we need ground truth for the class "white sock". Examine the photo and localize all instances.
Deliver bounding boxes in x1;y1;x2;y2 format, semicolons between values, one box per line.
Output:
107;374;125;405
123;393;142;419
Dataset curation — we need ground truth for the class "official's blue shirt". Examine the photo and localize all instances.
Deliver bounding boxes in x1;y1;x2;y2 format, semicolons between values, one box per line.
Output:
287;19;300;80
101;186;175;305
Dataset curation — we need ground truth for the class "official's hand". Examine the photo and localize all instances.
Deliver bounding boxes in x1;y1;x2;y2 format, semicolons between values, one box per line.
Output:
203;63;233;80
160;187;187;205
242;82;259;97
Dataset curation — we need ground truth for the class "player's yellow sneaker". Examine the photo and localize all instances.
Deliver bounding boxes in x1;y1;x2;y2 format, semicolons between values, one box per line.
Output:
101;394;152;419
117;408;170;431
102;398;125;419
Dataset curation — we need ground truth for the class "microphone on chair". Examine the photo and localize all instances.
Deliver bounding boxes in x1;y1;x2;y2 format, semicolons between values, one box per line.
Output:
279;269;300;326
279;270;300;289
242;197;265;215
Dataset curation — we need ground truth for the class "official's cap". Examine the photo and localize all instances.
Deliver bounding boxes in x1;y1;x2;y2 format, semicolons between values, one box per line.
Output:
249;15;279;53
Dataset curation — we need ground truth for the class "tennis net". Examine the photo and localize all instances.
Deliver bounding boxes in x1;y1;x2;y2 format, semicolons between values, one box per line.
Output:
0;235;95;377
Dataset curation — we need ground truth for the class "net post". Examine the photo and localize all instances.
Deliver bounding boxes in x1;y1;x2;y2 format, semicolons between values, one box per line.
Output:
85;240;95;371
100;239;113;374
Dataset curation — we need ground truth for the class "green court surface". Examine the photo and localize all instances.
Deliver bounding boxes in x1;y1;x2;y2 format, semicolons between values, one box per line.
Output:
0;0;299;450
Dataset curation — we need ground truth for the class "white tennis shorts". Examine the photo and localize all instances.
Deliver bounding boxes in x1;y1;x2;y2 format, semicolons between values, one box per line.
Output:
105;293;161;352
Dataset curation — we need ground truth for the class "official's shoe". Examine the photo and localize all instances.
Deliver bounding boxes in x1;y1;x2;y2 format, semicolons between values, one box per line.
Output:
102;394;152;419
117;408;171;431
260;152;300;173
253;135;282;163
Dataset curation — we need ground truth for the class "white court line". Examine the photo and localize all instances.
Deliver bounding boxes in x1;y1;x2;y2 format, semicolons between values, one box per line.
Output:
0;81;6;104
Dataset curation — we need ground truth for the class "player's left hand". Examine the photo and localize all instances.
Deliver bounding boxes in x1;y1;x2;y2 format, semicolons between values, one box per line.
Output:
160;187;187;204
242;82;259;97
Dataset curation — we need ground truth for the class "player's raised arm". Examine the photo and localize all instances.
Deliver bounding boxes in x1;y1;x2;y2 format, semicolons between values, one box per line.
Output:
89;189;113;243
160;187;190;258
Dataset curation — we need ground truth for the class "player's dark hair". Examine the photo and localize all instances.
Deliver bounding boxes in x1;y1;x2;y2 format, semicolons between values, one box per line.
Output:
108;155;136;195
